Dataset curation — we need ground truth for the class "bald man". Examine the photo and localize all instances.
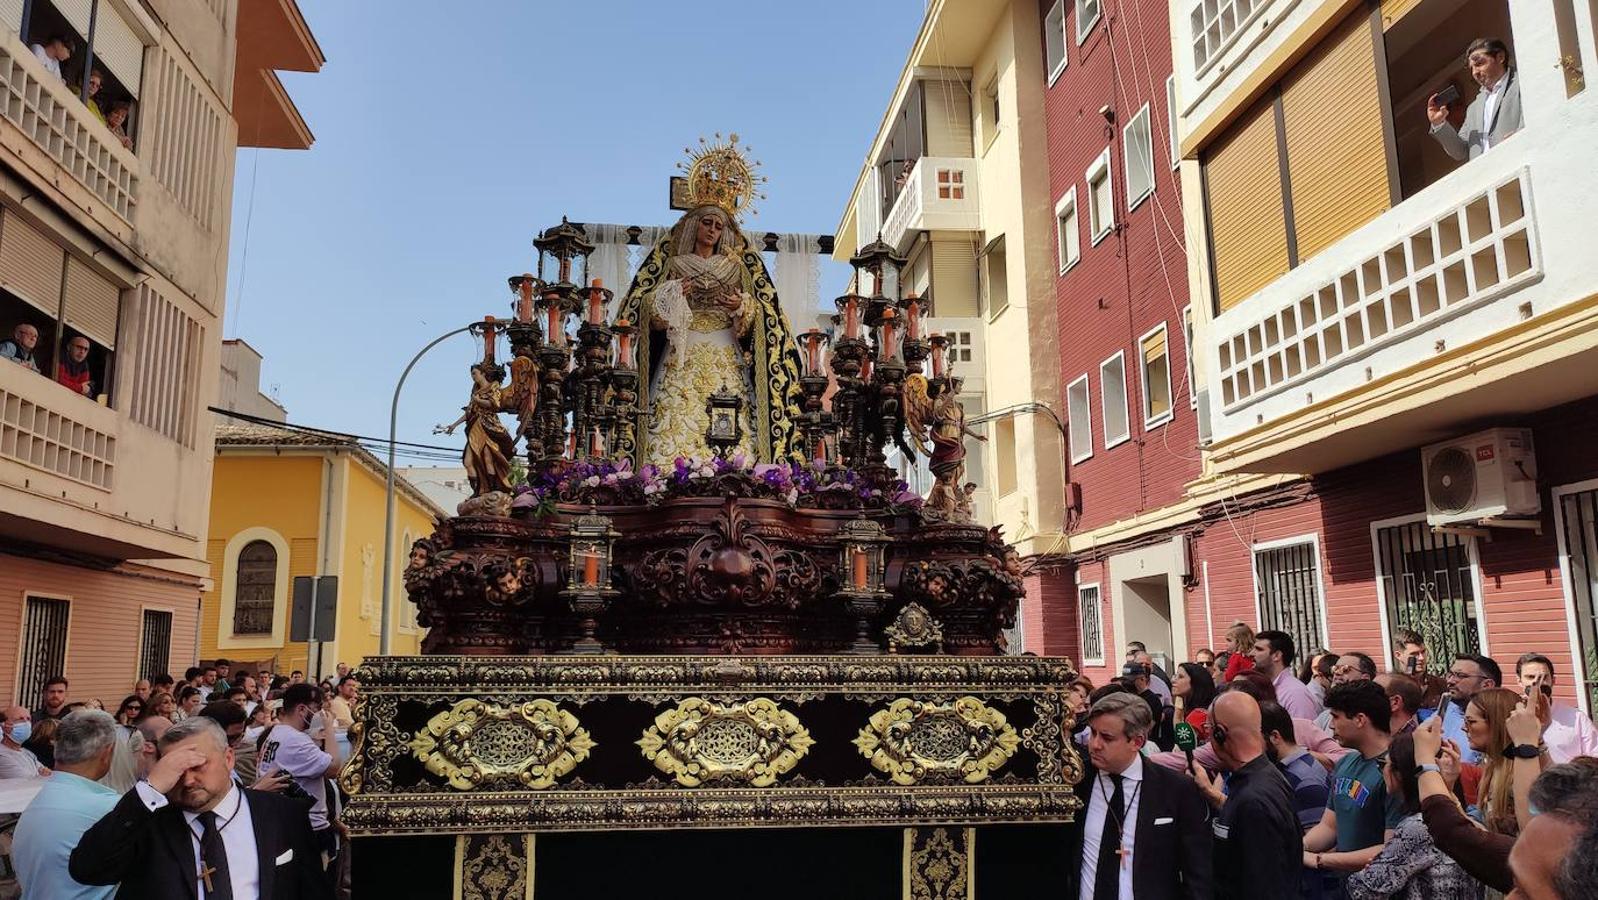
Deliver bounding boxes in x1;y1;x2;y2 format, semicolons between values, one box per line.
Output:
1195;691;1302;899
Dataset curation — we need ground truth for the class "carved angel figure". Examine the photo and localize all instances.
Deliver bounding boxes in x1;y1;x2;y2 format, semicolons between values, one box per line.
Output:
903;374;987;523
435;363;517;497
499;355;539;447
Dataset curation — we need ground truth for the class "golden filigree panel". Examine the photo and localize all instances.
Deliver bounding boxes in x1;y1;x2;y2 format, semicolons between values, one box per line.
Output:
855;697;1020;786
904;827;973;900
637;697;814;787
411;698;594;790
454;833;532;900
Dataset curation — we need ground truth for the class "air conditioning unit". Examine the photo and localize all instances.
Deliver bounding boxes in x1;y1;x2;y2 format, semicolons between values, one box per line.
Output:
1421;427;1540;526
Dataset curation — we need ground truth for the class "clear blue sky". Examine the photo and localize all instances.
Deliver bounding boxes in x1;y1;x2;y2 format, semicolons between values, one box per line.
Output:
224;1;924;461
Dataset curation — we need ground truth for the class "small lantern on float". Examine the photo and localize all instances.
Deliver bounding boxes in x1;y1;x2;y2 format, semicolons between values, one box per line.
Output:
704;383;745;457
837;516;892;653
562;508;620;654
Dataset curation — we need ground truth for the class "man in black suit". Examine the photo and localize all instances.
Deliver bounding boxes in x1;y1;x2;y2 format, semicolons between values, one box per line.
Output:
1068;691;1213;900
70;715;331;899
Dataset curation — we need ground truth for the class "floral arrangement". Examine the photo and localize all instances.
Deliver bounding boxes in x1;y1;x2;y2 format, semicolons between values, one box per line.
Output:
510;453;922;516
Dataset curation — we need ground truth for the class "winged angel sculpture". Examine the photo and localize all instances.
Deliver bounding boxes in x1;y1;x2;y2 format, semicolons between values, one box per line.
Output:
903;373;987;524
436;356;538;506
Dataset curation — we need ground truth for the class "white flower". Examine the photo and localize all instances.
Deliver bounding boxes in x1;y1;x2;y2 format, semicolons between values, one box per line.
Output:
582;475;601;488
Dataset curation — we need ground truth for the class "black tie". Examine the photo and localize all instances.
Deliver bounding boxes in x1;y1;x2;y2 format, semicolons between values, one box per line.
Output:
1093;774;1125;900
198;811;234;900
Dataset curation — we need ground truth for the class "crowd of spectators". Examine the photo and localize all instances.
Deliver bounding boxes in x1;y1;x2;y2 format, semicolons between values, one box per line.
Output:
3;661;361;899
1065;624;1598;898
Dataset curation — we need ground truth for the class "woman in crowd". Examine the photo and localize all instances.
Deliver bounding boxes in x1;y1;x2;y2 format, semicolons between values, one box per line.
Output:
1066;676;1093;723
113;694;144;726
1173;662;1217;740
175;685;203;720
23;717;59;768
138;690;177;723
1222;621;1256;681
1461;687;1526;837
1346;732;1479;899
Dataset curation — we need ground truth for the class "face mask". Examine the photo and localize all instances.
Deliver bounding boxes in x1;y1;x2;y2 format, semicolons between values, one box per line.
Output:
7;722;31;745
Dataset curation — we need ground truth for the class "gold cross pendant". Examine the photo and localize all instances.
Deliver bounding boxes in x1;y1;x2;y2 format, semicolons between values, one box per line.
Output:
1116;846;1132;869
199;863;217;893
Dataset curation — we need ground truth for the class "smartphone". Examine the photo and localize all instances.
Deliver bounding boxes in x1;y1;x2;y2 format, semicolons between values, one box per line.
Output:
1433;84;1462;109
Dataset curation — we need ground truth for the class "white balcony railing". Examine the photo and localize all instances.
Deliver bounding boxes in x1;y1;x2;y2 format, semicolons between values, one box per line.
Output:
0;34;139;222
1212;167;1540;418
0;369;117;490
881;157;981;253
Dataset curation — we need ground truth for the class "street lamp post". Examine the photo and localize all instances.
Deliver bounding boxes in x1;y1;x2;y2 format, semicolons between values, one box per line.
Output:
381;323;480;655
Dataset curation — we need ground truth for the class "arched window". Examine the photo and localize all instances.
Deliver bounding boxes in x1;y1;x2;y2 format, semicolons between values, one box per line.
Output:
233;540;278;635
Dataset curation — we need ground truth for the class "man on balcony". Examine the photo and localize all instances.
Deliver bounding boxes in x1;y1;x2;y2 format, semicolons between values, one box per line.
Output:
28;34;72;82
1428;38;1522;161
57;334;94;397
0;323;41;373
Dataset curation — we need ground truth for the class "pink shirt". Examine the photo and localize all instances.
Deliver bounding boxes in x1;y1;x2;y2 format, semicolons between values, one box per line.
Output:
1544;702;1598;763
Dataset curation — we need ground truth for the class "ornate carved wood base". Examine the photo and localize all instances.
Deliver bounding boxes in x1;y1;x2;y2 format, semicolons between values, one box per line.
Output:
341;654;1082;836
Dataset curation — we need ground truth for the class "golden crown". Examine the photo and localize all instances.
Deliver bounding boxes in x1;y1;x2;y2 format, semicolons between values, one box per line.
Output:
678;132;767;221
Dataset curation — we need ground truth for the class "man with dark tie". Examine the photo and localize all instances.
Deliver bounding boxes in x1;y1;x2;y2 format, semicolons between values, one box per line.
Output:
69;716;330;899
1068;692;1213;900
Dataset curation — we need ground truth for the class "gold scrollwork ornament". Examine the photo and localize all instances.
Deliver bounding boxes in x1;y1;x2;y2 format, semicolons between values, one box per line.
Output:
410;698;594;791
854;697;1021;786
637;697;814;787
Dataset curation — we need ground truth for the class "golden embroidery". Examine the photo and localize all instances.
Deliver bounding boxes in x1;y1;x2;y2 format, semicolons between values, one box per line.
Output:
645;343;755;465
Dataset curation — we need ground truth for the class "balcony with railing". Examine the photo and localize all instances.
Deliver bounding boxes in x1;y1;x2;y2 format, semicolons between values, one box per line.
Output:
0;31;139;225
881;157;981;254
1204;96;1598;474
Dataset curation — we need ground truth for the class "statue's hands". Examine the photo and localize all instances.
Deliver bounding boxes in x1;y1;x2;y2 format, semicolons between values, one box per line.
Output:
434;424;457;436
716;293;742;312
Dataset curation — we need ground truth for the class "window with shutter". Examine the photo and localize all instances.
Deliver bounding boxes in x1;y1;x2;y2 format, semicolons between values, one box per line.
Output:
64;257;121;349
1140;325;1173;425
1280;11;1391;262
0;210;66;316
1203;98;1289;311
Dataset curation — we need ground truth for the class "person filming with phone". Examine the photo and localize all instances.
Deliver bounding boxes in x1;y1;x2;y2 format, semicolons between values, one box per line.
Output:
1513;652;1598;763
1428;37;1522;161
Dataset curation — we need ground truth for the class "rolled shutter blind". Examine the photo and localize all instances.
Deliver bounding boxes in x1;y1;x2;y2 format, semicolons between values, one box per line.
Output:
0;209;66;316
1379;0;1424;30
1204;98;1289;312
0;0;25;35
56;0;92;38
1280;10;1391;262
92;3;144;98
64;256;120;348
1142;328;1167;364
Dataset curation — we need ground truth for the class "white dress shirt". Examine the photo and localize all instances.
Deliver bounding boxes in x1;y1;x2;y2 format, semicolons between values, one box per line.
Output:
135;781;261;899
1080;754;1143;900
1481;76;1505;150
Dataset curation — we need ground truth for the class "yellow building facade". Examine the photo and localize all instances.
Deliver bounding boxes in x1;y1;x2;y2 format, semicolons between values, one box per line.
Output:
200;424;442;680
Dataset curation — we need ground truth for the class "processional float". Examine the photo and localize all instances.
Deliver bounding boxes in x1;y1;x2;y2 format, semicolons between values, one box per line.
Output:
341;136;1082;898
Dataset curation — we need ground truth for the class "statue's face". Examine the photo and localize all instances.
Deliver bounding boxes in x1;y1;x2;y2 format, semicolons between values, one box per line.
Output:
409;545;429;569
697;213;725;249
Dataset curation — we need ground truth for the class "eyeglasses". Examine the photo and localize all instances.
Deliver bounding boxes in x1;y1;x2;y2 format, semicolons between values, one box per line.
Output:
1446;670;1482;681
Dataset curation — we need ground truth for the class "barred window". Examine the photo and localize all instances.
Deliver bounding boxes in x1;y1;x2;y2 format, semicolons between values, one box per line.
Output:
1079;583;1104;664
1253;540;1326;653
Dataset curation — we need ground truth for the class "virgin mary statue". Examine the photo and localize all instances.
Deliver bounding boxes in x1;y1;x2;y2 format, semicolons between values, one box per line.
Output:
614;138;804;465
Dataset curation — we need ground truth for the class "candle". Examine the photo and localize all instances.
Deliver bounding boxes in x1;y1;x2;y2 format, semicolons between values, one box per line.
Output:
517;275;535;323
814;436;827;465
930;334;946;378
852;547;867;590
565;430;576;459
905;295;922;340
545;294;564;347
482;316;498;362
880;308;899;360
588;279;605;325
845;297;860;339
582;550;599;587
590;426;603;457
616;320;634;369
804;330;822;375
860;356;873;382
